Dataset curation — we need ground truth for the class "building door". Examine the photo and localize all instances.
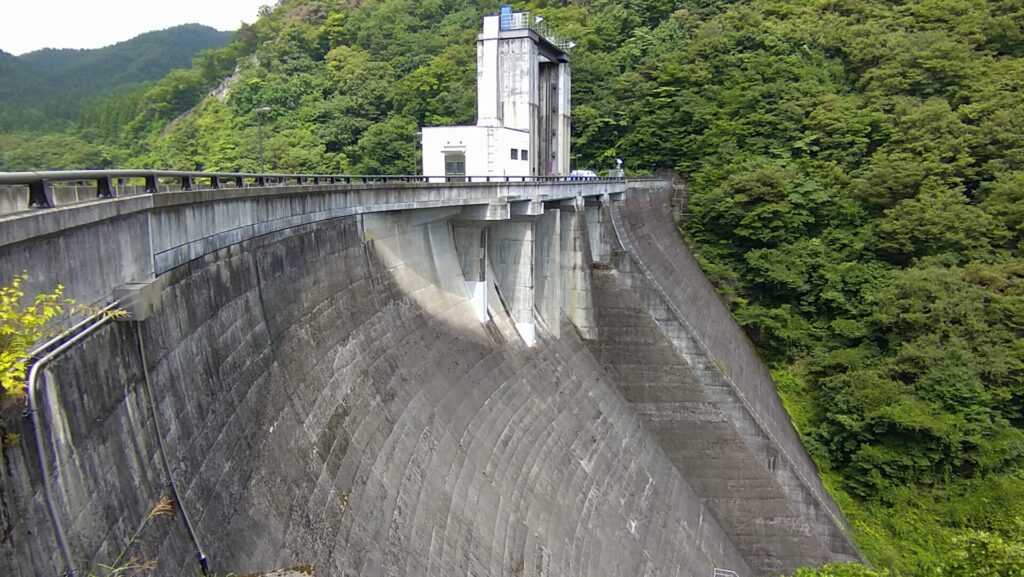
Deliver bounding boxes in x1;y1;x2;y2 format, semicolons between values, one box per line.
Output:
445;154;466;182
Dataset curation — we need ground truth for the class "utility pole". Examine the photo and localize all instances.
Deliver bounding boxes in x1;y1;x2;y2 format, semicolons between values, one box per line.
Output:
255;107;271;174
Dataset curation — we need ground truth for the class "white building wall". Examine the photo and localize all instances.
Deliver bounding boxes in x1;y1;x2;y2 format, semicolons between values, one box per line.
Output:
422;126;531;182
490;128;531;177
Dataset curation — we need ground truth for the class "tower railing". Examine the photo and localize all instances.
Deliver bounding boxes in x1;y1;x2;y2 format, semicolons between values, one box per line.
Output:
500;11;575;52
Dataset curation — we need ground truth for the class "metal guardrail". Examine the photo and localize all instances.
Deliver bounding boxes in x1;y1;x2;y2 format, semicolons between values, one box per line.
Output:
0;170;626;210
501;11;575;52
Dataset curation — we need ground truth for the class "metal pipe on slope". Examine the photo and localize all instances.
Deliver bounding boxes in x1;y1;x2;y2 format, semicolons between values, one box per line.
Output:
26;307;119;577
134;324;209;575
24;305;212;577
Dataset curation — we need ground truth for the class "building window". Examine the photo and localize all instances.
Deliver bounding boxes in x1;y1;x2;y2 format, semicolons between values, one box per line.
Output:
521;149;528;161
445;154;466;182
511;149;518;160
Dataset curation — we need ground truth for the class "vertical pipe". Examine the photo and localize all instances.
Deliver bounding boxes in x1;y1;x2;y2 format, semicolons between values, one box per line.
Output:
135;325;209;575
26;311;119;577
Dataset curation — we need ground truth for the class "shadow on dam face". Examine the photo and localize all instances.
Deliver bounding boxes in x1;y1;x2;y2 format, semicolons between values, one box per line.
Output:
1;204;752;577
0;182;858;577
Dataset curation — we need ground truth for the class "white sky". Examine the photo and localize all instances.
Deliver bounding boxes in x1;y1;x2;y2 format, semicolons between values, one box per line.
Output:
0;1;271;55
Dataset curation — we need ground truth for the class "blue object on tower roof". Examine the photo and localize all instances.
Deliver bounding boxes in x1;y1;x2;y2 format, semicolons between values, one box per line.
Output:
500;6;513;31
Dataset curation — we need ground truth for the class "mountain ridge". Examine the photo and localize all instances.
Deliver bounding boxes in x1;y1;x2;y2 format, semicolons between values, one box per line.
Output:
0;23;232;130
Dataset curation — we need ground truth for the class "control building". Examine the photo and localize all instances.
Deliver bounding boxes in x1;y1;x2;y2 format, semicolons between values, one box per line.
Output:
422;7;572;181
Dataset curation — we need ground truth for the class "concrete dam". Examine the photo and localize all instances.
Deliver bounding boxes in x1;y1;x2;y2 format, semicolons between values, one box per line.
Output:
0;177;859;577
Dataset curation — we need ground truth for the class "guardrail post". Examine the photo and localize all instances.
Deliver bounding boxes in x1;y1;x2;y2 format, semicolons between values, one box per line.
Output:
180;175;192;191
28;180;53;208
209;176;220;189
96;176;113;198
145;175;158;193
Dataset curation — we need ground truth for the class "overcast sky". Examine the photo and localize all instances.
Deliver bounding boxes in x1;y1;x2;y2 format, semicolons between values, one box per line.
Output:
1;1;271;55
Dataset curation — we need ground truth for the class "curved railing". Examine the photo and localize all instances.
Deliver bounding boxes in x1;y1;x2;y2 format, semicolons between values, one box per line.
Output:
0;169;625;209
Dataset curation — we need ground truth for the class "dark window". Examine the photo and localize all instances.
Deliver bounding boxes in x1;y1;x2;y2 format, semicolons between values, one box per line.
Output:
521;149;528;161
511;149;518;160
445;154;466;182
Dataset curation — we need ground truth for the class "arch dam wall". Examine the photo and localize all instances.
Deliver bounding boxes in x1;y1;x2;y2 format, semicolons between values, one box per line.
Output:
0;179;859;577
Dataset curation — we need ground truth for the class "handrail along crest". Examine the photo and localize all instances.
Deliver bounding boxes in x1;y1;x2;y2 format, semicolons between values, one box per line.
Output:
0;169;630;210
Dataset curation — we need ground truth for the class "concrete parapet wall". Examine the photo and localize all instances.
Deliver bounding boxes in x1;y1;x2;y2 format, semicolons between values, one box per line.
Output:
0;184;157;215
0;180;624;311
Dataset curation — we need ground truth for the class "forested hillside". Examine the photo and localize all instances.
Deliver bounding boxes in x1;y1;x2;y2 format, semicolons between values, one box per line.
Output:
4;0;1024;575
0;24;232;132
665;1;1024;575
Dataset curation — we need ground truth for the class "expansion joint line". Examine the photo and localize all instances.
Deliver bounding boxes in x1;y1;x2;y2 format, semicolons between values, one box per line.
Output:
134;324;210;575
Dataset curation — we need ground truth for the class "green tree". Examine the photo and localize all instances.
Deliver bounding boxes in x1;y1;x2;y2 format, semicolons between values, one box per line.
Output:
346;115;419;174
790;563;886;577
0;273;67;399
874;184;1010;264
947;525;1024;577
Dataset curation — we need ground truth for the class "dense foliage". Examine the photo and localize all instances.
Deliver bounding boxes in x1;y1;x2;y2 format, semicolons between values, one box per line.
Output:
3;0;1024;575
0;273;66;399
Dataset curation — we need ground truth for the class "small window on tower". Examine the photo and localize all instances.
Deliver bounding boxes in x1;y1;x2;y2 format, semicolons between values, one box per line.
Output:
511;149;518;160
521;149;528;161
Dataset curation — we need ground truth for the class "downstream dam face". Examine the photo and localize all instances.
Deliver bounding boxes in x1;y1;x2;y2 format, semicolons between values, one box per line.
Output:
0;179;858;577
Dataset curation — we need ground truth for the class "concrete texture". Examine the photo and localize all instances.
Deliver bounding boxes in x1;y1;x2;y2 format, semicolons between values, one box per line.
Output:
0;179;857;577
0;184;155;215
557;200;598;340
532;209;561;332
596;182;861;575
489;220;536;345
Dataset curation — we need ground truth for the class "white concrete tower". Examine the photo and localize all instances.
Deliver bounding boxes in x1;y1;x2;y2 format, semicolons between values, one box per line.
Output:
422;7;572;179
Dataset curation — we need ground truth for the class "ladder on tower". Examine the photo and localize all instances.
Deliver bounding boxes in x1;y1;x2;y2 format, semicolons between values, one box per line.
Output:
485;127;497;177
